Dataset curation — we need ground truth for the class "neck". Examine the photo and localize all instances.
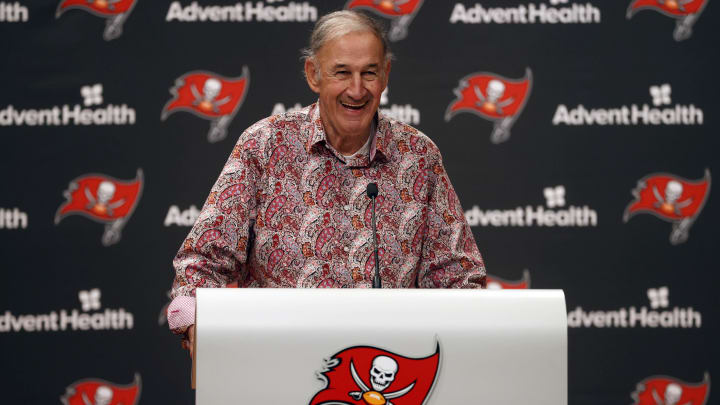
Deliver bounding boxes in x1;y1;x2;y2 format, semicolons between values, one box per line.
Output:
319;104;372;156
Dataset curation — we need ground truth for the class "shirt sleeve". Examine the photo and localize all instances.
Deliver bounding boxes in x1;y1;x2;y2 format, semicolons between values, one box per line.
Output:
416;150;486;289
167;130;263;334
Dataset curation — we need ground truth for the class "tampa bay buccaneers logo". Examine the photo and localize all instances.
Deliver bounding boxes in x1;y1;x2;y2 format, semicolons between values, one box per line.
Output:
55;169;143;246
345;0;423;41
161;67;250;143
623;169;710;245
631;372;710;405
626;0;709;41
310;343;440;405
61;373;141;405
487;270;531;289
55;0;138;41
445;68;532;144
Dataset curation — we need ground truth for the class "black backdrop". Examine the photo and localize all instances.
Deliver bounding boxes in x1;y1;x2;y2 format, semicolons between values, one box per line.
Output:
1;1;717;404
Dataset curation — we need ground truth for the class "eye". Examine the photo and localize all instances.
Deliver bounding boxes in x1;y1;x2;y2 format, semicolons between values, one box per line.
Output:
362;71;378;81
334;71;350;79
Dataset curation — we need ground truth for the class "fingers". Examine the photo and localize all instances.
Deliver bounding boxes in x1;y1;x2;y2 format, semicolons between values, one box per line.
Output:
181;325;196;359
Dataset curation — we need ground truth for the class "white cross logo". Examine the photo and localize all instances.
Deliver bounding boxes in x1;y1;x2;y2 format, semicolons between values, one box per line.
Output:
649;84;671;106
78;288;102;312
647;286;669;309
81;84;104;106
543;185;566;208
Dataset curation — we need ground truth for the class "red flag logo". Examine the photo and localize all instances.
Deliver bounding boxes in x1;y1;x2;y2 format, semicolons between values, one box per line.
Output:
628;0;706;17
57;0;136;16
626;0;708;41
310;344;440;405
487;270;531;289
631;373;710;405
345;0;423;41
161;67;250;143
55;0;137;40
445;68;532;144
55;169;143;246
61;373;141;405
346;0;422;16
623;169;710;244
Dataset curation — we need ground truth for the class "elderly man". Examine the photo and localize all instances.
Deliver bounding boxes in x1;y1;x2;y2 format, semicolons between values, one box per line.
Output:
168;10;486;355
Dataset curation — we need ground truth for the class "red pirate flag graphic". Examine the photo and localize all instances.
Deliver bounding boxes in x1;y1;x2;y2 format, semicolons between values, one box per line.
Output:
56;0;138;41
445;68;532;144
55;169;143;246
487;269;531;289
310;343;440;405
61;373;141;405
345;0;424;41
161;67;250;143
626;0;708;41
623;169;710;245
631;373;710;405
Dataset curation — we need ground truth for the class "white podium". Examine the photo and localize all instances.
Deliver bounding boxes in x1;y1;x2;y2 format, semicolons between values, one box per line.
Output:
195;288;567;405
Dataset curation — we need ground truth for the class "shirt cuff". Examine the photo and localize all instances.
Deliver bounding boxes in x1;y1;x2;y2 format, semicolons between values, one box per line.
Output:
167;296;196;334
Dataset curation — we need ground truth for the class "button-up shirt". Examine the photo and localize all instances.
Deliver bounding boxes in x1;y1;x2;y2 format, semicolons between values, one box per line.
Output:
168;103;486;333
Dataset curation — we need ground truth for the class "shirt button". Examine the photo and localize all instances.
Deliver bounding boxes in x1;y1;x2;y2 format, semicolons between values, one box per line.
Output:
343;247;349;252
344;205;351;211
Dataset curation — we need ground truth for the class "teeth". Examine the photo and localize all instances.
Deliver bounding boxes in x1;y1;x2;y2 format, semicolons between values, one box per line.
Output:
342;102;366;109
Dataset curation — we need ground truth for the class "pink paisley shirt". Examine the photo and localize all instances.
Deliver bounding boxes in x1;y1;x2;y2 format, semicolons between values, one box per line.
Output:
168;103;486;334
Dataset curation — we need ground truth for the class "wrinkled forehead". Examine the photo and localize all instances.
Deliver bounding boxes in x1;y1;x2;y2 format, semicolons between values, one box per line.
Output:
316;31;386;68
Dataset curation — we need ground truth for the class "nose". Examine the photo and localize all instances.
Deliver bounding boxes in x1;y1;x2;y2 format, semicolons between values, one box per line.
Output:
346;73;366;100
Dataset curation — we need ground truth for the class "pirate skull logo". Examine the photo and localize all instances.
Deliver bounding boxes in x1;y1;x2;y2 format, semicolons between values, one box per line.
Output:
349;355;415;405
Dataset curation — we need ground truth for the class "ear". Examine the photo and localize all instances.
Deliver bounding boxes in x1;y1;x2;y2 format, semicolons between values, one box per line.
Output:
382;60;392;89
305;59;321;94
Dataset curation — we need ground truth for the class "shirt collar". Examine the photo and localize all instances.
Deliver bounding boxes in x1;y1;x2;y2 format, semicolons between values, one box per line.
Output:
304;102;389;166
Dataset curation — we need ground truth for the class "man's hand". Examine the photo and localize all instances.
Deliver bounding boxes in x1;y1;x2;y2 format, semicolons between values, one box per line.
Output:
181;325;195;359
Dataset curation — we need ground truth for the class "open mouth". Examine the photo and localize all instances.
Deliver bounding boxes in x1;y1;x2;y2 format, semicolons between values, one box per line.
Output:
341;101;368;111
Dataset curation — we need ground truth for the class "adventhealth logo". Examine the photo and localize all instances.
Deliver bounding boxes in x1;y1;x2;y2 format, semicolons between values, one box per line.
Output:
166;0;318;22
553;83;703;126
0;288;134;333
164;204;200;227
450;0;601;24
0;207;28;229
568;286;702;329
0;83;136;127
465;185;598;227
0;2;28;22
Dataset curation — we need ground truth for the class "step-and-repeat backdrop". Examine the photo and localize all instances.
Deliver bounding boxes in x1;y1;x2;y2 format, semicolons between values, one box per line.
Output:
1;1;716;404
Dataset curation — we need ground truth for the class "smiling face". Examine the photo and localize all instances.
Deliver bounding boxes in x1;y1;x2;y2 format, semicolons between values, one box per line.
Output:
305;30;390;144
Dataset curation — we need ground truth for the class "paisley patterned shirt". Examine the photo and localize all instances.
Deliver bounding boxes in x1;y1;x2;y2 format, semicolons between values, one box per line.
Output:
168;103;486;333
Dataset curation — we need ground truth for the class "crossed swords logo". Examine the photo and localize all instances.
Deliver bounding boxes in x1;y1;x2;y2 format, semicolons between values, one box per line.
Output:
348;358;415;405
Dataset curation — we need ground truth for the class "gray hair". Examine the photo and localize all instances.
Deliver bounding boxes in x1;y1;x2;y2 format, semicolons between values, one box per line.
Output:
301;10;393;80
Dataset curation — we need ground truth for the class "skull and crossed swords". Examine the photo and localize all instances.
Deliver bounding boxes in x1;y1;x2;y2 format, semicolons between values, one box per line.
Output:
87;0;122;11
658;0;693;12
652;181;692;216
85;181;125;217
374;0;411;13
81;385;113;405
349;356;415;405
475;80;514;115
191;78;231;114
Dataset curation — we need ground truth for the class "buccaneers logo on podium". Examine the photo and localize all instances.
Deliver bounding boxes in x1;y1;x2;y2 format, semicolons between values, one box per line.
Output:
445;68;532;144
61;373;141;405
626;0;709;41
623;169;710;245
310;344;440;405
55;169;143;246
631;373;710;405
55;0;138;41
161;67;250;143
345;0;423;41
